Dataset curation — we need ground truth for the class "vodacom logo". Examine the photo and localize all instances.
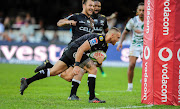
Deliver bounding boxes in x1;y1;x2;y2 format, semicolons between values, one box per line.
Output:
158;47;173;62
144;46;150;60
177;48;180;62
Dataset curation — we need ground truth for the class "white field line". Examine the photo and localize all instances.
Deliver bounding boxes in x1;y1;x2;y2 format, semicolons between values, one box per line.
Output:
83;105;153;109
99;90;137;92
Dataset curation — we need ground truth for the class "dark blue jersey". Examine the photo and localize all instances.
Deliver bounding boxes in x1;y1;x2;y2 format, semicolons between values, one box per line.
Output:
69;33;108;53
91;14;108;33
66;13;94;43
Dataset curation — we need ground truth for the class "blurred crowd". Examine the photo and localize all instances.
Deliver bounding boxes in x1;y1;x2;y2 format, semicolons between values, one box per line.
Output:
0;12;70;44
0;11;131;45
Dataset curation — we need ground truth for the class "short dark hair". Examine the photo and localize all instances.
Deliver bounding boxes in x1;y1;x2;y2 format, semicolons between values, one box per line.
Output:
82;0;94;4
138;2;144;7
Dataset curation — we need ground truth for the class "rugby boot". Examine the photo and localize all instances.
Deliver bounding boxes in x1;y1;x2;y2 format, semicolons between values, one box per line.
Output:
20;78;28;95
34;60;53;72
89;97;106;103
67;94;80;100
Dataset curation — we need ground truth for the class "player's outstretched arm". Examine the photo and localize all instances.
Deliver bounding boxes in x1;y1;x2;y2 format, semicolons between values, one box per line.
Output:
57;18;77;27
116;29;129;51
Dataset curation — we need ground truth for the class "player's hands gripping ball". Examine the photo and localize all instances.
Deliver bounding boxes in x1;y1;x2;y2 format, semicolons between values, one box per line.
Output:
89;50;107;65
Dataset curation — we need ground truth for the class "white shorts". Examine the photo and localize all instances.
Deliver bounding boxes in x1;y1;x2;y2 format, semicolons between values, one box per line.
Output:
129;45;143;58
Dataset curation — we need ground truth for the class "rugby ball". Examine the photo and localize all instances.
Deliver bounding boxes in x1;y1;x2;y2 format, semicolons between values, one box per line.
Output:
89;50;107;62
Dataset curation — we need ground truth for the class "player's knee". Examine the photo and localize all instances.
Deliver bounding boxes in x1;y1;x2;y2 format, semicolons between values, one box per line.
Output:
129;63;136;70
90;67;97;75
61;72;73;82
50;69;61;76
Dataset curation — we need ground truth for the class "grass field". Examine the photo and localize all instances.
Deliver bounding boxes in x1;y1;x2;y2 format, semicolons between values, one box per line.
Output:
0;63;179;109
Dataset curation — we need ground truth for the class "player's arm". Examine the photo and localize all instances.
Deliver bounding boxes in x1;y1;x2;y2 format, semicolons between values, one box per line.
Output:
117;18;133;51
116;28;129;51
73;40;91;75
106;12;118;21
75;40;91;63
57;18;77;27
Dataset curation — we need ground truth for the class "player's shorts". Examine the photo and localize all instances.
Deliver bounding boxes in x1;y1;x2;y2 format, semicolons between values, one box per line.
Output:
59;47;90;67
129;45;143;58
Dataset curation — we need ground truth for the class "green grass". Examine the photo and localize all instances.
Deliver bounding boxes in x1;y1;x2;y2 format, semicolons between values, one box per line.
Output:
0;63;179;109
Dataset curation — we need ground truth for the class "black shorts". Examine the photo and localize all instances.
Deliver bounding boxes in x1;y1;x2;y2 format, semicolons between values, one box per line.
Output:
59;47;89;67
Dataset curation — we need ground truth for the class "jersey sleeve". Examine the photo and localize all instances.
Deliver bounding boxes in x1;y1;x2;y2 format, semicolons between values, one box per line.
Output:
88;37;99;47
125;18;134;31
65;14;77;21
88;34;104;47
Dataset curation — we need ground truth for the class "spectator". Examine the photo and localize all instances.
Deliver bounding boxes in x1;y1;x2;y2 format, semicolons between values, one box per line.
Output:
15;15;24;28
25;12;36;24
2;28;16;42
4;17;13;30
0;18;5;41
51;30;59;44
36;27;49;43
19;20;35;43
50;31;65;44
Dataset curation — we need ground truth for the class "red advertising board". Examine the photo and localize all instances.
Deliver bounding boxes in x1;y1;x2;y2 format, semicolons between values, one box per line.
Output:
142;0;180;105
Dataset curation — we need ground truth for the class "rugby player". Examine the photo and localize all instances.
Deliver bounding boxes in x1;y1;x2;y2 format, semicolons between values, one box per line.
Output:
20;27;121;103
34;0;95;100
116;2;144;91
92;0;108;77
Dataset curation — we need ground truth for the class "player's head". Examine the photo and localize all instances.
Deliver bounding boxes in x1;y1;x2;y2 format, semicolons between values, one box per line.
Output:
136;2;144;19
93;0;101;14
106;27;121;45
82;0;94;16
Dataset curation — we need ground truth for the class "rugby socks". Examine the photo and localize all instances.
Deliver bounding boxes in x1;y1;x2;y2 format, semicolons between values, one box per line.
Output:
70;79;81;96
88;74;96;100
128;83;133;90
99;66;104;73
26;69;50;85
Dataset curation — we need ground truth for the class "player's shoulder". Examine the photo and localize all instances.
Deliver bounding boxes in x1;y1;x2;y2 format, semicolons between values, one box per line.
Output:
96;33;105;42
72;13;81;16
99;14;106;18
100;14;106;17
66;13;79;19
131;16;139;23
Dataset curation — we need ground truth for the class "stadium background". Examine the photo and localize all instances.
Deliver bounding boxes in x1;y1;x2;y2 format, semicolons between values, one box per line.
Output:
0;0;144;66
1;0;144;28
1;0;180;108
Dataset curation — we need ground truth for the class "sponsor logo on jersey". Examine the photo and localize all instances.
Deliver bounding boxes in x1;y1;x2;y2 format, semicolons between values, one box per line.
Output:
94;27;103;32
87;20;90;24
79;21;86;24
99;36;104;41
79;27;92;32
89;38;98;46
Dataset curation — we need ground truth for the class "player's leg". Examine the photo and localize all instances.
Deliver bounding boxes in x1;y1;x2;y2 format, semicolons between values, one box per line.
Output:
67;58;90;100
127;56;138;91
68;68;86;100
98;66;106;77
59;67;74;82
83;59;106;103
20;56;69;95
